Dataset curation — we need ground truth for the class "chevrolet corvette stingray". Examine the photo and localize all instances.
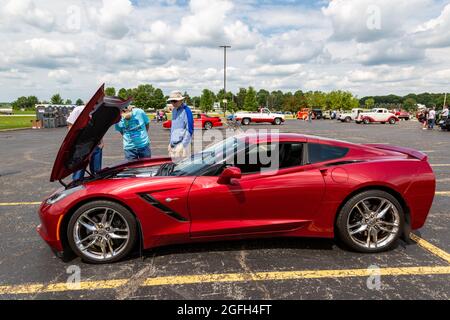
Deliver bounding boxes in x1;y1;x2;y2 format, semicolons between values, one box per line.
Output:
37;85;436;263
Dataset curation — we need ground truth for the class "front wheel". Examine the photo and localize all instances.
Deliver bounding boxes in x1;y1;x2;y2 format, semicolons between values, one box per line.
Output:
335;190;404;253
389;118;396;125
67;200;137;264
273;118;282;125
204;121;213;130
363;118;370;125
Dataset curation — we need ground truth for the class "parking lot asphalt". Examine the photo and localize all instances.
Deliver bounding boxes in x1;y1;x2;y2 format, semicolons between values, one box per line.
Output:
0;119;449;299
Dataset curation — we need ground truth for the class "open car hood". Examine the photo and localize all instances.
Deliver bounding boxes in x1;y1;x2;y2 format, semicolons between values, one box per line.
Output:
50;84;132;182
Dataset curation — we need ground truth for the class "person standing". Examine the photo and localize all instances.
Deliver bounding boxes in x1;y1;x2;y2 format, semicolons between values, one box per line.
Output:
67;105;103;181
115;106;151;161
428;107;436;129
442;104;449;121
167;91;193;159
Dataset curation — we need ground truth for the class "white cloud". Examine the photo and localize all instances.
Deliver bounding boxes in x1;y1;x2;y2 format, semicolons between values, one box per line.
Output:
412;3;450;48
88;0;133;39
1;0;55;32
10;38;79;68
322;0;431;42
48;69;71;84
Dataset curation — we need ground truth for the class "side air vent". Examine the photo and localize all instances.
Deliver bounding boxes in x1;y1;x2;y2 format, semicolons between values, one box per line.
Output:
139;194;188;222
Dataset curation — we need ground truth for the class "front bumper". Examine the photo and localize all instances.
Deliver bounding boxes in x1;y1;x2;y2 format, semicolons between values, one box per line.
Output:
36;201;65;253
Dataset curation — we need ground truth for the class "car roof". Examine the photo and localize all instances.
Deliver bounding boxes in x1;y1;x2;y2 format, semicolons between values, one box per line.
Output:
233;132;354;146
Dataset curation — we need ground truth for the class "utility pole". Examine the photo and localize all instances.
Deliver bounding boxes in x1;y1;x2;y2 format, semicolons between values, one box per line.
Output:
219;45;231;116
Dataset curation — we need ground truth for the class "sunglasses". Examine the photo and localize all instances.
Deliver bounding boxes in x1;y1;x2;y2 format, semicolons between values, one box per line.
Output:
169;100;181;104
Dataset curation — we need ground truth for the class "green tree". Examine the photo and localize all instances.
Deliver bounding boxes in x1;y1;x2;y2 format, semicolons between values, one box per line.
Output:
117;88;130;100
105;87;116;96
257;89;270;108
51;94;64;105
183;91;192;106
191;96;201;109
132;84;166;110
403;98;417;111
236;88;247;110
270;90;284;111
11;96;39;110
75;98;84;105
243;87;258;111
152;88;166;110
365;98;375;109
294;90;308;110
65;99;72;105
305;91;327;109
282;92;298;113
200;89;214;113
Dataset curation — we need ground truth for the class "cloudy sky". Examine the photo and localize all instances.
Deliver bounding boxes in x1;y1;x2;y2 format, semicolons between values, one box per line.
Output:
0;0;450;102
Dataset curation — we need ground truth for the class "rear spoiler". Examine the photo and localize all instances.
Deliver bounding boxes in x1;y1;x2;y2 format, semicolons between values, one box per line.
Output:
364;144;428;161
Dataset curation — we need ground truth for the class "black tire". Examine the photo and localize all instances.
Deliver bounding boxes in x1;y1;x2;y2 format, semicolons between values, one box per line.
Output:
363;118;370;125
389;118;396;125
242;118;251;125
273;118;282;125
204;121;213;130
335;190;404;253
345;117;351;123
67;200;137;264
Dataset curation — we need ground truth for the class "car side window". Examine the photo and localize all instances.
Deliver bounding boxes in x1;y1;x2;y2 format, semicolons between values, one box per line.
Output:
307;143;349;164
234;142;304;174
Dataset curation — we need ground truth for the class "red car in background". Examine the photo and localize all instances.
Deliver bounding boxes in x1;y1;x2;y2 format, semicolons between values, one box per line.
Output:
394;110;410;120
163;113;223;130
37;85;435;264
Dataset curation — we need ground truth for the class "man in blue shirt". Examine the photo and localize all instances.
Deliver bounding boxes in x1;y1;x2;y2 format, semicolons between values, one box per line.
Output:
167;91;194;159
115;106;151;161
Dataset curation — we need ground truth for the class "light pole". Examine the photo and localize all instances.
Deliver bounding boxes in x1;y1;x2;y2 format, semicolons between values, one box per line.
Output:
219;45;231;116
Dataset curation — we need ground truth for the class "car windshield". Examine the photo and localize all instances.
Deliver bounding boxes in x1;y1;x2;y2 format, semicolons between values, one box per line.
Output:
169;136;242;176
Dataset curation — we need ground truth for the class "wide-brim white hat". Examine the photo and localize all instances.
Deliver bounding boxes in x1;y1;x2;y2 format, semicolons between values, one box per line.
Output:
167;91;185;102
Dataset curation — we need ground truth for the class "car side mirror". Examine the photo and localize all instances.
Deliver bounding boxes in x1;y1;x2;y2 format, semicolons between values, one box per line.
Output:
218;167;241;185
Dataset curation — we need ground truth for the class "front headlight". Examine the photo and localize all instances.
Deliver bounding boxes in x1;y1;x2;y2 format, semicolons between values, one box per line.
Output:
46;185;85;205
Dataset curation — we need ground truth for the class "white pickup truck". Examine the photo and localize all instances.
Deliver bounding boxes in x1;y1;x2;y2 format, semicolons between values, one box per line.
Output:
338;108;366;122
355;108;399;125
234;108;285;125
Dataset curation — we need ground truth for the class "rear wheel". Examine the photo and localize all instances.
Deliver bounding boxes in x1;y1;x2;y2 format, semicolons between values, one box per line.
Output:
67;200;137;264
242;118;251;125
345;117;351;123
273;118;282;125
389;118;396;125
336;190;404;253
363;118;370;125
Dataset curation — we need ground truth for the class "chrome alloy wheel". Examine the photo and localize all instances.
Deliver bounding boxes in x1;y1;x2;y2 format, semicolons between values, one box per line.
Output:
73;207;130;261
346;197;400;249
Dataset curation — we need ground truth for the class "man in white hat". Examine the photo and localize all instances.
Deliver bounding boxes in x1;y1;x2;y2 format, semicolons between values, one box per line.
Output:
167;90;193;158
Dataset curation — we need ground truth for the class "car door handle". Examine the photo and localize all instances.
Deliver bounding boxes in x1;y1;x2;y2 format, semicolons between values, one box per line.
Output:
165;198;179;203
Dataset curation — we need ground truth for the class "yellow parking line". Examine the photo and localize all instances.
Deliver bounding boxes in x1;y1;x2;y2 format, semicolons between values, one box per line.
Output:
1;266;449;295
410;233;450;264
435;191;450;196
0;202;41;206
431;164;450;167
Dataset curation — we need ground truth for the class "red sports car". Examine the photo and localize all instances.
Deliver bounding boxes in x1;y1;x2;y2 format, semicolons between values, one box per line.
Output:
163;113;223;130
37;85;435;263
